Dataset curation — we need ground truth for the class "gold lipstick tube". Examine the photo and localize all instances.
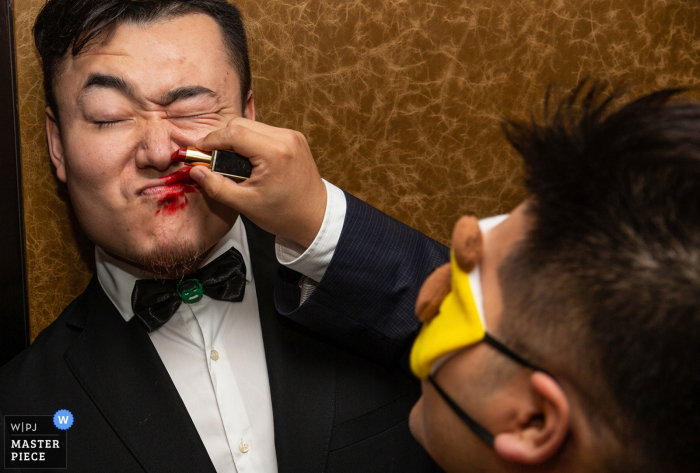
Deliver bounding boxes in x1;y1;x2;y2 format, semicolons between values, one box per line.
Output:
171;147;252;181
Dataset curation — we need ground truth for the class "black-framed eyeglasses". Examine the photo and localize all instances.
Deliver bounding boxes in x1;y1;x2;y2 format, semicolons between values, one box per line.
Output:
427;333;548;447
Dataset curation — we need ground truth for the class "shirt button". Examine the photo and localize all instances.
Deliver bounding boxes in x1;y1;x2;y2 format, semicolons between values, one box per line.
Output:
238;440;250;453
210;350;219;361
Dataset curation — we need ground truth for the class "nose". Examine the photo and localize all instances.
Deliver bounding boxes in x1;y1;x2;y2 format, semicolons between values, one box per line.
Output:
134;117;178;172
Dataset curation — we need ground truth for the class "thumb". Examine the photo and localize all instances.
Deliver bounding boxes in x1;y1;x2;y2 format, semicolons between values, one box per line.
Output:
190;166;249;211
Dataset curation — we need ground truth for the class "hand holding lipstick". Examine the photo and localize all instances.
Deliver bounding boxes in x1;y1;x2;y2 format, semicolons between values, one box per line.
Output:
189;117;327;249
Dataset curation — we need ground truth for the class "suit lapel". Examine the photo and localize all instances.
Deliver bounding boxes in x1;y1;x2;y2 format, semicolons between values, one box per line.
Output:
244;217;337;473
64;277;216;473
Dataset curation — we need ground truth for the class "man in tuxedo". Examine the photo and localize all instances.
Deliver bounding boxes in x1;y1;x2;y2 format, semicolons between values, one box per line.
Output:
407;84;700;473
0;0;446;471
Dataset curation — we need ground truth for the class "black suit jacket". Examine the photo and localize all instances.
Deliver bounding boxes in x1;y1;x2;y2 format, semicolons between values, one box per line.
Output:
1;193;448;472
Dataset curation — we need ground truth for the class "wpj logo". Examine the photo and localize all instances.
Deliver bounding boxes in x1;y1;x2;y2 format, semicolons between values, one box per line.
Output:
4;410;73;469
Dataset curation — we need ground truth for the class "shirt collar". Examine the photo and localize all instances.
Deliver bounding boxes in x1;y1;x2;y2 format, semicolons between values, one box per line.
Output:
95;217;253;323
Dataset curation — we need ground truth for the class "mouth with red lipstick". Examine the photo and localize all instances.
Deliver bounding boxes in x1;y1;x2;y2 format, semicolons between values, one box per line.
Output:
140;167;199;216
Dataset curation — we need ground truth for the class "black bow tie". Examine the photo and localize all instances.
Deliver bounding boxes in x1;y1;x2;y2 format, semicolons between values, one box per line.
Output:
131;247;247;332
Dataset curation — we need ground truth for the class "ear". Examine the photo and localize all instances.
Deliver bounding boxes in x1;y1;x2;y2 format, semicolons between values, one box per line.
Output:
493;372;570;464
46;107;67;183
244;90;256;121
415;263;451;322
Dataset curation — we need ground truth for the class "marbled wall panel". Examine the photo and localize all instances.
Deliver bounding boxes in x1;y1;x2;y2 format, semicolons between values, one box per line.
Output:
240;0;700;238
14;0;93;341
13;0;700;338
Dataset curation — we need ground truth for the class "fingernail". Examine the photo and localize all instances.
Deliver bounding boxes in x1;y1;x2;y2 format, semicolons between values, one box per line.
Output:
190;167;205;183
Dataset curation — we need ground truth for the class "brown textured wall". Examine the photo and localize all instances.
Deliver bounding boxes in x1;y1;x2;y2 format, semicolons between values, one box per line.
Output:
15;0;94;341
14;0;700;339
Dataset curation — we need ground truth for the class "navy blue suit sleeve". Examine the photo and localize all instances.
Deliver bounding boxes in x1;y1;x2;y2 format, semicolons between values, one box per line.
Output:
274;191;449;368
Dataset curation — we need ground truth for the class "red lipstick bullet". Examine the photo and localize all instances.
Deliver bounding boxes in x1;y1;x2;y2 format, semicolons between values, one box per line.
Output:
171;147;252;181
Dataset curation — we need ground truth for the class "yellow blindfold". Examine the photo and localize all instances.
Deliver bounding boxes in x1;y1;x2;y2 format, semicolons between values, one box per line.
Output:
410;251;485;379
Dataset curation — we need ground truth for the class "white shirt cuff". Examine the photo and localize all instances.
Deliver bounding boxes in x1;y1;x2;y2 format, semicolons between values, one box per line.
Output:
275;179;347;283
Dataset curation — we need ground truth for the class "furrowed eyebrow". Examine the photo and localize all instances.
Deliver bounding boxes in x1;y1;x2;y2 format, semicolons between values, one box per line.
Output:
77;76;216;108
158;86;217;106
80;73;136;101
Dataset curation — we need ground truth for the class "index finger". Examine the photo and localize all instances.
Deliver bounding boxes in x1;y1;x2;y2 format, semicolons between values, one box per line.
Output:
196;118;283;151
195;121;269;161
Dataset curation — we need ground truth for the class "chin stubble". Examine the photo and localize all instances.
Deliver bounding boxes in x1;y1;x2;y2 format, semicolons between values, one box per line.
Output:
130;241;208;280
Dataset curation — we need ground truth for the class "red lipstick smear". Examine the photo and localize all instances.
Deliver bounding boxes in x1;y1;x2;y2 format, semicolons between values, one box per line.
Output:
155;186;196;216
160;165;192;185
151;166;198;216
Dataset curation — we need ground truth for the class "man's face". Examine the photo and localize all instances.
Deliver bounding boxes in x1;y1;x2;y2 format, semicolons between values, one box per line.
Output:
409;204;533;472
47;14;253;268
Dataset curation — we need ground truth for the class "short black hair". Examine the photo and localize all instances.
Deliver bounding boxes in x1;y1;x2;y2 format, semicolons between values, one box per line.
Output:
33;0;251;122
500;81;700;472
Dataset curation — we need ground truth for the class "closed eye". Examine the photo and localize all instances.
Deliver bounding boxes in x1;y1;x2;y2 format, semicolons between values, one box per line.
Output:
94;120;123;128
169;113;217;120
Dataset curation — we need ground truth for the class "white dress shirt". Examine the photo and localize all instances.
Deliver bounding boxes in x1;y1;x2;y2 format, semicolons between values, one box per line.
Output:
95;180;346;473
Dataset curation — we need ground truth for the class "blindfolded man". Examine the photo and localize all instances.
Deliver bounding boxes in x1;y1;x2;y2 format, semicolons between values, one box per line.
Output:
0;1;448;471
409;82;700;473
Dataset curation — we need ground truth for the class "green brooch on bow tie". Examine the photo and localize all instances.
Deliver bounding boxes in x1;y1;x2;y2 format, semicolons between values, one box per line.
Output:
177;279;204;303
